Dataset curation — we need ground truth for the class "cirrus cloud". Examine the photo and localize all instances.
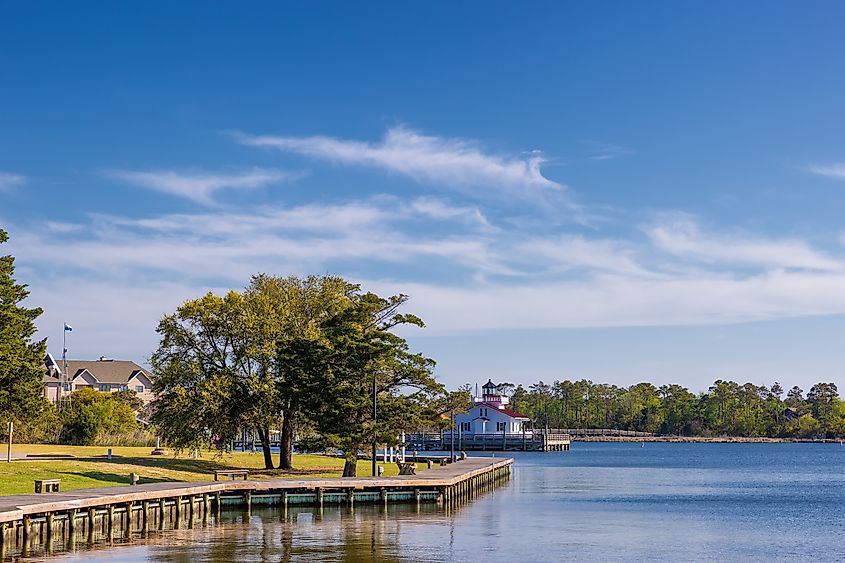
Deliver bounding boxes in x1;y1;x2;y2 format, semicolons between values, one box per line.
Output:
106;168;299;206
232;126;562;200
0;172;26;192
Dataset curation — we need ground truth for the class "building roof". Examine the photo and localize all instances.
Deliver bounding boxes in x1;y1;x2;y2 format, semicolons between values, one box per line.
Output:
476;402;529;420
45;355;152;385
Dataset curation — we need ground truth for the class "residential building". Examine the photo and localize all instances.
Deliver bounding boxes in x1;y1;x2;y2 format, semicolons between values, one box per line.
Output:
43;354;155;405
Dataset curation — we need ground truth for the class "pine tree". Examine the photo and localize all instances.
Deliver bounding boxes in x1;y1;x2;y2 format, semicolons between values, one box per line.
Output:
0;228;48;424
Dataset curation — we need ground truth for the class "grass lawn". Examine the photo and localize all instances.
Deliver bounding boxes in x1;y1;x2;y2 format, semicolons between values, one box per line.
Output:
0;444;425;496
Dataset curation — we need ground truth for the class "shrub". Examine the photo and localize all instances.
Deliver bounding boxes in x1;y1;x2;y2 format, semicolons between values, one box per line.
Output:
59;388;140;445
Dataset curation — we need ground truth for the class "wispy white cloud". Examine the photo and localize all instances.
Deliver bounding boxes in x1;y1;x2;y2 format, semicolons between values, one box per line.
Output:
0;172;26;191
233;126;562;198
647;215;843;272
408;198;493;229
106;168;297;206
368;269;845;333
516;235;653;277
809;163;845;181
9;192;845;358
580;140;634;161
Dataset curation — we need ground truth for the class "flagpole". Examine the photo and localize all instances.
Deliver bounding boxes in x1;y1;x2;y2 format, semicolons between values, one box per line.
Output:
62;323;68;410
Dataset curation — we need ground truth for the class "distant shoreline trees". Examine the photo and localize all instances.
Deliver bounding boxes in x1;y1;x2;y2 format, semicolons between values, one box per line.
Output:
509;379;845;438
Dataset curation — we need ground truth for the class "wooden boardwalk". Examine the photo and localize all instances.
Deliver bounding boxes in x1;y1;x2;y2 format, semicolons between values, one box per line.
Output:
0;457;512;558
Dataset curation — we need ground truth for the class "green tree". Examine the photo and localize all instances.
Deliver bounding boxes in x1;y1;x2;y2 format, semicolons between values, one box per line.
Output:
807;382;839;435
150;291;275;465
0;228;50;429
279;291;444;477
245;274;357;469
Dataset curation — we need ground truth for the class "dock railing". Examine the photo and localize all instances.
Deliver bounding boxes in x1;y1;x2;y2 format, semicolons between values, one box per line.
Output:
406;430;571;452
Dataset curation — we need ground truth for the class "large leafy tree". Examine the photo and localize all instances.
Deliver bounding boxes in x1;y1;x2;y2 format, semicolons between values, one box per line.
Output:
278;292;444;477
244;274;357;469
151;275;360;469
150;291;264;461
0;228;49;427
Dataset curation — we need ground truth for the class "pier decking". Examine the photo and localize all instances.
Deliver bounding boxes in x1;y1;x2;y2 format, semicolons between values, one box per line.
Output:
408;431;571;451
0;456;512;559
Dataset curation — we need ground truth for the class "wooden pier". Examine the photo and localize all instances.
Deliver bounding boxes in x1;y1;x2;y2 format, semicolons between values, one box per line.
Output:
408;431;571;452
0;457;511;559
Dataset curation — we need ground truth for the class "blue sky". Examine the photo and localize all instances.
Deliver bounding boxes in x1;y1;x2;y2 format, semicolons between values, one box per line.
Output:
3;2;845;393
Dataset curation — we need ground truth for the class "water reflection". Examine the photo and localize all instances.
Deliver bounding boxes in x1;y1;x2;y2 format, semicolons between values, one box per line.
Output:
40;445;845;562
49;503;454;563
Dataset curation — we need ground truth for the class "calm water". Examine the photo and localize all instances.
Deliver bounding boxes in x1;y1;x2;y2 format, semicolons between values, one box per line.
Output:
53;443;845;562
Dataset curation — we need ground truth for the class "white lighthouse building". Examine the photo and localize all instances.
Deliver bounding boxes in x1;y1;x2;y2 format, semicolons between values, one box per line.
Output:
455;379;529;435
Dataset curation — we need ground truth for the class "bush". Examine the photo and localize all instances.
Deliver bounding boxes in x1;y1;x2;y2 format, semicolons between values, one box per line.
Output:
59;388;140;445
1;403;61;443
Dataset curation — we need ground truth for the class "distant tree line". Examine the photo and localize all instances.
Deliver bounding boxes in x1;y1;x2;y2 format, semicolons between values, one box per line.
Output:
507;379;845;438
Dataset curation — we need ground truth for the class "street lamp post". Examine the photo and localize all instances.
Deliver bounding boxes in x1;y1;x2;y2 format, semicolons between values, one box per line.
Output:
371;371;377;477
450;411;455;463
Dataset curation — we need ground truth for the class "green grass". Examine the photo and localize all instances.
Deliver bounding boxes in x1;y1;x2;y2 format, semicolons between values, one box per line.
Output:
0;444;425;496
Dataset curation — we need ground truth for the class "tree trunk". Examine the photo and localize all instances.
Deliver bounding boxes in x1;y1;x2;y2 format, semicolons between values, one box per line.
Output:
278;413;294;470
257;426;274;469
342;452;358;477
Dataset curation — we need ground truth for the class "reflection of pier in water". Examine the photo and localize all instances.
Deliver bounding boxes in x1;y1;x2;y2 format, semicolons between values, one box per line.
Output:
0;457;511;560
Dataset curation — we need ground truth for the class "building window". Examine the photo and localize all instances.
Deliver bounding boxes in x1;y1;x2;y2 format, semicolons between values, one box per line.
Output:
461;422;470;432
62;383;71;391
496;422;506;432
135;385;144;393
99;384;110;392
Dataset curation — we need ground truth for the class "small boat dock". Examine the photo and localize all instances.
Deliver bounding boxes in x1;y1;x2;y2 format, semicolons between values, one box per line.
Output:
408;431;571;452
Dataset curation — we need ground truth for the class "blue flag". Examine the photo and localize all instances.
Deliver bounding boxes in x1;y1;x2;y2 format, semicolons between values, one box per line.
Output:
64;324;73;332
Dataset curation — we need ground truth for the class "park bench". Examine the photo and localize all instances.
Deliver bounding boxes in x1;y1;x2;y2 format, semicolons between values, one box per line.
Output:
214;469;249;481
397;462;416;475
35;479;61;493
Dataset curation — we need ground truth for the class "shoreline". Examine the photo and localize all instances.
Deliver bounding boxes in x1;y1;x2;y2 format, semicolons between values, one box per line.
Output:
573;436;842;443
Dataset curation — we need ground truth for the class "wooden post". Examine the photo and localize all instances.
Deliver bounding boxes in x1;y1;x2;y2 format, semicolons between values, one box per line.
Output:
346;488;354;508
124;503;132;539
142;501;149;534
107;505;114;541
202;494;209;524
87;508;96;543
45;512;54;546
245;491;252;517
159;500;166;530
316;487;323;508
22;515;31;550
174;497;182;529
68;509;76;537
215;492;222;519
188;495;195;528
